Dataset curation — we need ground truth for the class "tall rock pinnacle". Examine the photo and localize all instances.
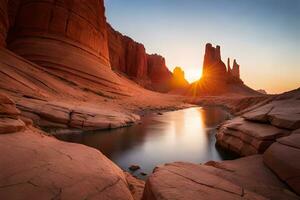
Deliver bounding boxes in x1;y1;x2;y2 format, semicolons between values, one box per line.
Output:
232;59;240;79
202;43;227;80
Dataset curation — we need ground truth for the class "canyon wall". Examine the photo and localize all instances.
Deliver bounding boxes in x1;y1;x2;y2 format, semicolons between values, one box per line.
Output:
107;24;148;80
7;0;111;81
107;24;174;91
147;54;173;92
0;0;8;47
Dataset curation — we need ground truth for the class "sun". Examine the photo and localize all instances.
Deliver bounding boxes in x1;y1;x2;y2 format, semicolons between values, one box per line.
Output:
184;68;202;83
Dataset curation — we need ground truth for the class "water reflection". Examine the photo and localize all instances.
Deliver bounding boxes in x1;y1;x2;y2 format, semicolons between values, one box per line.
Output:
56;107;236;179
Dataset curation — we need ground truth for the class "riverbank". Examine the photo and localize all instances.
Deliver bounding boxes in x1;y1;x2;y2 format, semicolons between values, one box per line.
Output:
144;88;300;199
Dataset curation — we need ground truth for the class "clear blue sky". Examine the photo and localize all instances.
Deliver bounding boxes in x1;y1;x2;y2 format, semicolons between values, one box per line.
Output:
105;0;300;94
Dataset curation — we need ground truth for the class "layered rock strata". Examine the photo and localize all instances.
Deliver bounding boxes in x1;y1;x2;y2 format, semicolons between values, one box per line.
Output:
107;24;173;91
8;0;111;83
0;93;25;134
147;54;173;92
216;88;300;156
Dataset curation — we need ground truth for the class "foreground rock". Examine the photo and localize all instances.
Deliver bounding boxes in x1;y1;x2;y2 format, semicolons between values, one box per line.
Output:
0;128;137;200
125;172;145;200
216;88;300;156
143;156;299;200
216;117;289;156
0;93;25;134
264;134;300;195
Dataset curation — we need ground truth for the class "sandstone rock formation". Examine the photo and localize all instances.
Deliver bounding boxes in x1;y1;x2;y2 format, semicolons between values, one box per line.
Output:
202;43;227;81
187;43;258;96
0;93;147;199
0;0;186;132
171;67;189;89
8;0;111;82
108;24;148;81
143;156;299;200
216;88;300;156
0;0;8;47
147;54;173;92
264;134;300;195
107;24;174;91
217;116;289;156
0;93;25;134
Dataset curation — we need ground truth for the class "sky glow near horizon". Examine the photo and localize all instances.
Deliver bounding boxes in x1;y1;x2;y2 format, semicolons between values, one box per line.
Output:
105;0;300;94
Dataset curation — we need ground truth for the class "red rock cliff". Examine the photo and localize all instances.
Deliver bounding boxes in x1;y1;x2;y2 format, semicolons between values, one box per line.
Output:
7;0;111;80
202;43;227;81
107;24;148;79
147;54;173;92
0;0;8;47
108;24;174;91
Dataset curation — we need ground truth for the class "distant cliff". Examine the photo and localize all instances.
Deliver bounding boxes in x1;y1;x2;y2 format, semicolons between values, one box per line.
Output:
187;43;259;96
107;24;173;92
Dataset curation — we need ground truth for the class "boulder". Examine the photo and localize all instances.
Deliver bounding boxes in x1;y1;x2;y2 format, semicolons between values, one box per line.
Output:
264;134;300;195
142;156;299;200
0;128;135;200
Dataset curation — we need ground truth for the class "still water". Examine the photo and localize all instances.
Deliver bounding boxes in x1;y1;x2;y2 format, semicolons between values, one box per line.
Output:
56;107;236;178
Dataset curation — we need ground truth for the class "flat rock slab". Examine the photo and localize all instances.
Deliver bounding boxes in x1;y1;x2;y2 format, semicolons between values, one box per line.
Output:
264;134;300;195
216;117;289;156
16;98;140;131
142;156;299;200
244;99;300;130
225;117;288;140
0;128;134;200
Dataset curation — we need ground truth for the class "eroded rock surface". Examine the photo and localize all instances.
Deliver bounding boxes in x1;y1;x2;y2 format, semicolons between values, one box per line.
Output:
216;117;289;156
264;134;300;195
217;88;300;156
0;93;25;134
0;128;136;200
143;156;299;200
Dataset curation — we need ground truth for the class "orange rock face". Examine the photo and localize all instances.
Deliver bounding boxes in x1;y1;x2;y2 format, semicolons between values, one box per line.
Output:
108;24;148;79
108;24;174;91
7;0;111;81
0;0;8;47
147;54;173;92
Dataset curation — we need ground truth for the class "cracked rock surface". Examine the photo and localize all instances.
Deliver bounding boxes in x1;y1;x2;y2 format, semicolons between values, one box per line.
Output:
142;156;299;200
0;128;135;200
